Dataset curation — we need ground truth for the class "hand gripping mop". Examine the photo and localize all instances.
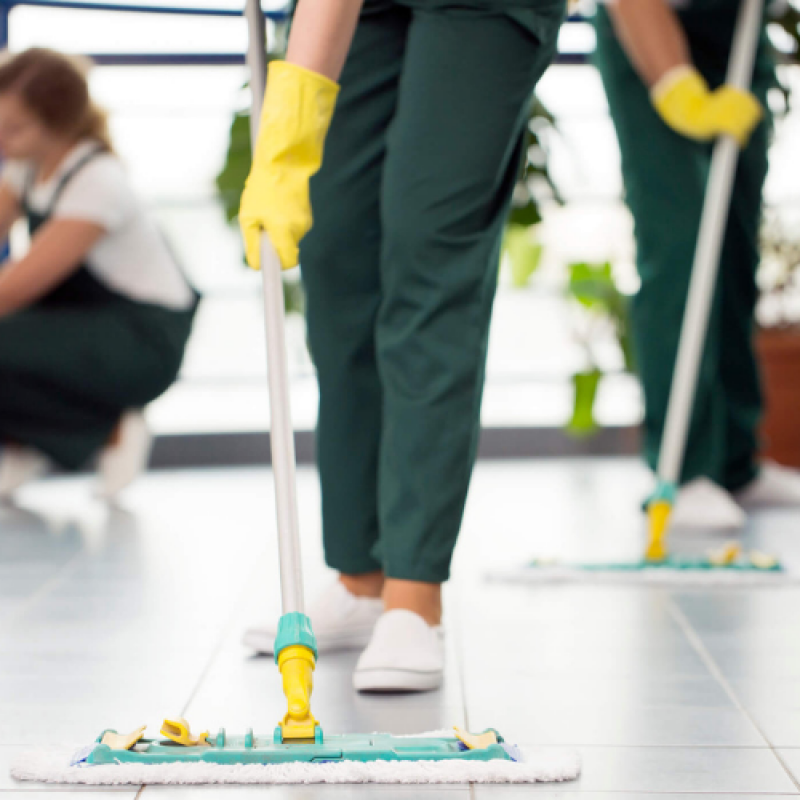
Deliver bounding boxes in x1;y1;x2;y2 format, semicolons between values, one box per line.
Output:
9;2;579;786
490;0;792;587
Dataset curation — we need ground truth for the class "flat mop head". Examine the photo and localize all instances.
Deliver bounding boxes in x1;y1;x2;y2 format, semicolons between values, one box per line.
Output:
12;729;582;786
489;542;796;585
77;726;515;767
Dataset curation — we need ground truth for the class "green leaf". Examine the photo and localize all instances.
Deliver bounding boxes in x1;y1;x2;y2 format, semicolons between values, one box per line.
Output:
567;369;602;437
568;261;615;310
215;111;252;224
508;197;542;228
504;224;543;288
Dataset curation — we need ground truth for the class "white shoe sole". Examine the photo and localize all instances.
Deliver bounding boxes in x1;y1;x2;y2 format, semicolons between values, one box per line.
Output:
242;626;376;656
353;668;443;693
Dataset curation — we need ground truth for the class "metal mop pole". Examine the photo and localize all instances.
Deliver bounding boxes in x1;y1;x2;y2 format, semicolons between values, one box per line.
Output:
647;0;765;558
243;0;305;617
243;0;320;743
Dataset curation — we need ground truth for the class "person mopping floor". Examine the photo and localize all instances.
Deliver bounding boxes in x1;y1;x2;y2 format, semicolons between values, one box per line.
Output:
594;0;800;531
240;0;567;689
0;49;198;501
7;3;584;786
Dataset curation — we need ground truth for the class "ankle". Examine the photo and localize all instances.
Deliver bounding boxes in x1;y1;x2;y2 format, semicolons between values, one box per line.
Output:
339;570;384;599
383;579;442;626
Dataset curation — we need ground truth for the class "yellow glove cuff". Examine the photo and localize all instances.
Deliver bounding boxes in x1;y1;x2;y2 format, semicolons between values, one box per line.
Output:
254;61;340;159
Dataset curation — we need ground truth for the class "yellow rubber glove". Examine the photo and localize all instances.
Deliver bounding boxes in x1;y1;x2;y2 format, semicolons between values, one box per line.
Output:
651;66;762;147
239;61;339;271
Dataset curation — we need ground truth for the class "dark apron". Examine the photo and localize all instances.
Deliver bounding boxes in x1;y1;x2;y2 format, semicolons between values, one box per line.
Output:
0;148;199;470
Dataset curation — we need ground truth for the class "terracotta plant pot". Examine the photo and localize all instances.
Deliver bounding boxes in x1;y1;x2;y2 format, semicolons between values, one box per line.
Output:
756;326;800;467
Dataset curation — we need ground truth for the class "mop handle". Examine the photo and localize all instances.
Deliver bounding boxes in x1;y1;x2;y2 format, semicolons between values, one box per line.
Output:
656;0;763;487
244;0;305;616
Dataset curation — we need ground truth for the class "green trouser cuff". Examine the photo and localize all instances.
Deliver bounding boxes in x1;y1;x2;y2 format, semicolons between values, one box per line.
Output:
325;553;383;577
382;562;450;585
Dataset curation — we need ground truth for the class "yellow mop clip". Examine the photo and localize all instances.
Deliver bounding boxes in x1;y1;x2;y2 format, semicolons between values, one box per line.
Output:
645;499;672;562
160;718;210;747
708;541;742;567
100;725;147;751
750;550;779;570
277;645;319;741
453;727;499;750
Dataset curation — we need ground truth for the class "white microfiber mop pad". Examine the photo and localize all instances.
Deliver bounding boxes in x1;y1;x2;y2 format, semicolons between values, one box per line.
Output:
487;565;800;586
11;732;580;786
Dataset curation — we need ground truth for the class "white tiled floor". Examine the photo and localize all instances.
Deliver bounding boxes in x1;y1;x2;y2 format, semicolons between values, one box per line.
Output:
3;459;800;795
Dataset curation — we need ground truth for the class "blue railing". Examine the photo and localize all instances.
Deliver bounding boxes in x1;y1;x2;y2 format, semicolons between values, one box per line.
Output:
0;0;589;65
0;0;290;62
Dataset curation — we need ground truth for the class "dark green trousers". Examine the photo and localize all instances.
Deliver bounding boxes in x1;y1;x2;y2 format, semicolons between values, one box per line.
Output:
300;0;563;582
594;6;774;491
0;300;196;469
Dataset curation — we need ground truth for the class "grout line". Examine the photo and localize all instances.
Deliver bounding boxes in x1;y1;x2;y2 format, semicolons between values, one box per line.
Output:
179;565;262;720
135;559;262;796
667;596;800;792
450;582;476;800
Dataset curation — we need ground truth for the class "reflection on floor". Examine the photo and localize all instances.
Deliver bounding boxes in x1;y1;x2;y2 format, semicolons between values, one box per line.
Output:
2;459;800;796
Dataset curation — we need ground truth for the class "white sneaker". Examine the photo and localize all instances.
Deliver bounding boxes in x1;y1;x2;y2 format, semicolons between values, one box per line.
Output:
0;445;50;500
242;580;383;656
670;477;746;529
736;461;800;508
353;609;444;693
95;411;152;501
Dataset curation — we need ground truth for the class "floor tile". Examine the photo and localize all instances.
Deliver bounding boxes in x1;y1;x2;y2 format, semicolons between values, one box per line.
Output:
748;708;800;747
462;675;733;710
467;700;764;746
780;748;800;785
7;462;800;797
140;787;469;798
476;746;797;794
0;794;139;798
475;794;799;799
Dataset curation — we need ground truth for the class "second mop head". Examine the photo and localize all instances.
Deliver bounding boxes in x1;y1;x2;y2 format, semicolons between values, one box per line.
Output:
489;541;793;585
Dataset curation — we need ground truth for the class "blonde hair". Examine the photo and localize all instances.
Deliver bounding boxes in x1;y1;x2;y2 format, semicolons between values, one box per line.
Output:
0;47;113;151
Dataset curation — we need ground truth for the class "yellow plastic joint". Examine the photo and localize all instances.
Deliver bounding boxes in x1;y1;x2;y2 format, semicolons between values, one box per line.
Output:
160;717;210;747
277;644;319;741
453;727;498;750
708;541;742;567
100;725;147;751
645;500;672;562
750;550;779;570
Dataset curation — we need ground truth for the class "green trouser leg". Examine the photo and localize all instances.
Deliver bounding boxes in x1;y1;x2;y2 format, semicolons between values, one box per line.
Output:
594;9;770;491
0;304;194;469
301;1;560;582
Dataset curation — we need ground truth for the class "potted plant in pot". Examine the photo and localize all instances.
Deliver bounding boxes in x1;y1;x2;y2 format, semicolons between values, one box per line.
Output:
756;213;800;466
565;260;635;435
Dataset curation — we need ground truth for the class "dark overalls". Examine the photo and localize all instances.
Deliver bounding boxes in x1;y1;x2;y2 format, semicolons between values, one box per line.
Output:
300;0;566;582
0;148;198;469
593;1;776;491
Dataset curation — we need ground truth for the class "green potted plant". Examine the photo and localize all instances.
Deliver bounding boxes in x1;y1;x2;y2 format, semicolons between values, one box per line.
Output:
565;260;635;435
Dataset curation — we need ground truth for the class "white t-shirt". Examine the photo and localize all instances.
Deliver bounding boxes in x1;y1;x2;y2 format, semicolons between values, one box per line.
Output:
1;140;194;311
